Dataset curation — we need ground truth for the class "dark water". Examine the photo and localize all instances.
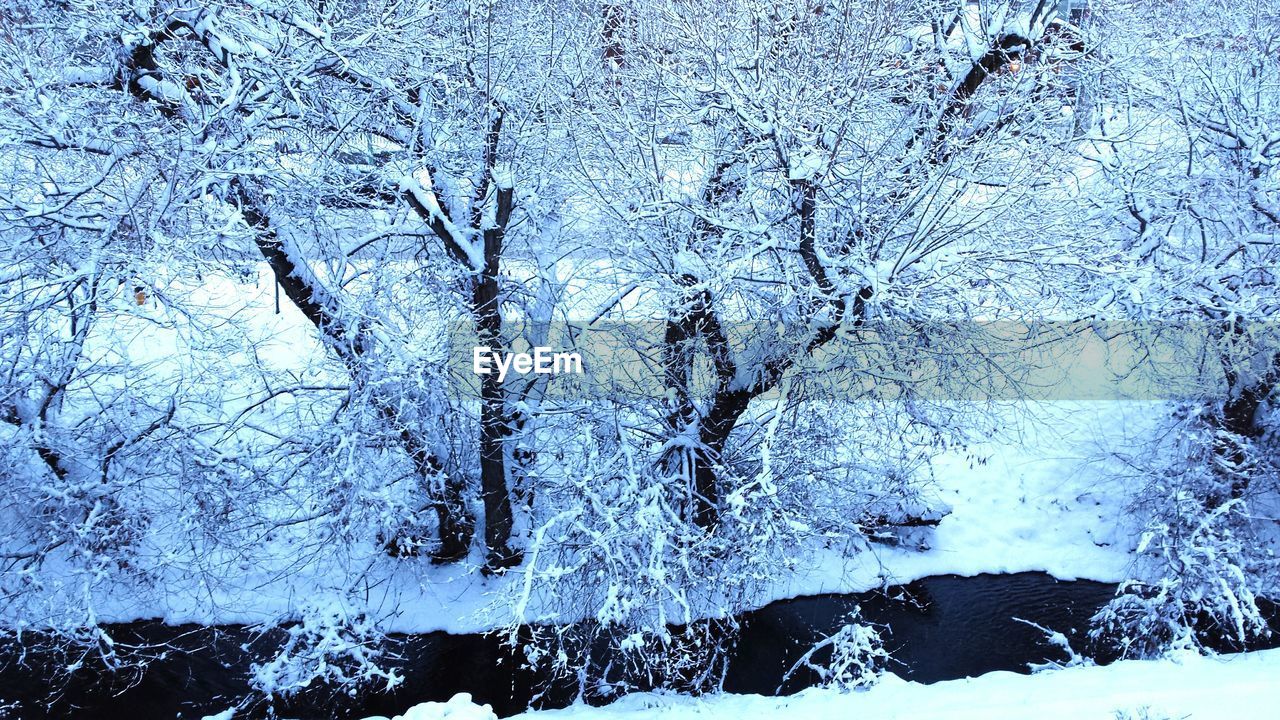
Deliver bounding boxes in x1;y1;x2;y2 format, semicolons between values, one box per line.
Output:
729;572;1117;693
0;573;1132;719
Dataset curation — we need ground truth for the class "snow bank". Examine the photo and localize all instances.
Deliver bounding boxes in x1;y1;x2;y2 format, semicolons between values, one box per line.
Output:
751;400;1147;605
364;694;498;720
373;649;1280;720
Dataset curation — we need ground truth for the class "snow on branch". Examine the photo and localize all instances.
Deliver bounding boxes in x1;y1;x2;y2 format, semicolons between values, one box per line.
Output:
399;172;484;271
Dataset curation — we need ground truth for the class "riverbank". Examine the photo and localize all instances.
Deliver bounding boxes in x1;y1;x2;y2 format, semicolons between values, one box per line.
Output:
367;647;1280;720
0;572;1123;718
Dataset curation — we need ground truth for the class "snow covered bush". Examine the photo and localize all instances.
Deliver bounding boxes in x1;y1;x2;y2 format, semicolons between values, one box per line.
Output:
780;612;888;693
1092;406;1278;658
505;385;948;698
251;600;402;699
505;411;744;698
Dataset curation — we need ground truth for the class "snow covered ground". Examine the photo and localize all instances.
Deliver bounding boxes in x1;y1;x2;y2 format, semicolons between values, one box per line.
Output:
364;648;1280;720
751;398;1149;601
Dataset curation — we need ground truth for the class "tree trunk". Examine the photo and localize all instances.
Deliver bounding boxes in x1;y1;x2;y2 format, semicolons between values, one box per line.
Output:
474;265;520;570
1212;322;1279;504
235;180;476;562
402;110;520;571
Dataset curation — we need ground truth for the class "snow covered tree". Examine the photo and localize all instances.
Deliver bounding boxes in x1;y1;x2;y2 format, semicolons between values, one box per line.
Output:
0;0;259;668
3;0;598;573
9;0;1260;708
570;0;1098;531
1081;0;1280;657
0;0;595;694
509;0;1113;696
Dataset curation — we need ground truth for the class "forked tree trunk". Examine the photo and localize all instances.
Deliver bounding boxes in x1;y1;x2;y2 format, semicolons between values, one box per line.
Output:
403;110;521;571
663;20;1039;529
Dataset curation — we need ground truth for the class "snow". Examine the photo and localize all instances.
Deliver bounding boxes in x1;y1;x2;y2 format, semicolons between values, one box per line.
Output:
370;649;1280;720
746;400;1144;604
6;1;1279;717
399;172;484;271
365;694;499;720
787;151;824;182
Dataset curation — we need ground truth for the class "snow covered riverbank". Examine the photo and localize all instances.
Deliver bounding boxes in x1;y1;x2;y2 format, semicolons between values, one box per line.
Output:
366;648;1280;720
753;398;1149;601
